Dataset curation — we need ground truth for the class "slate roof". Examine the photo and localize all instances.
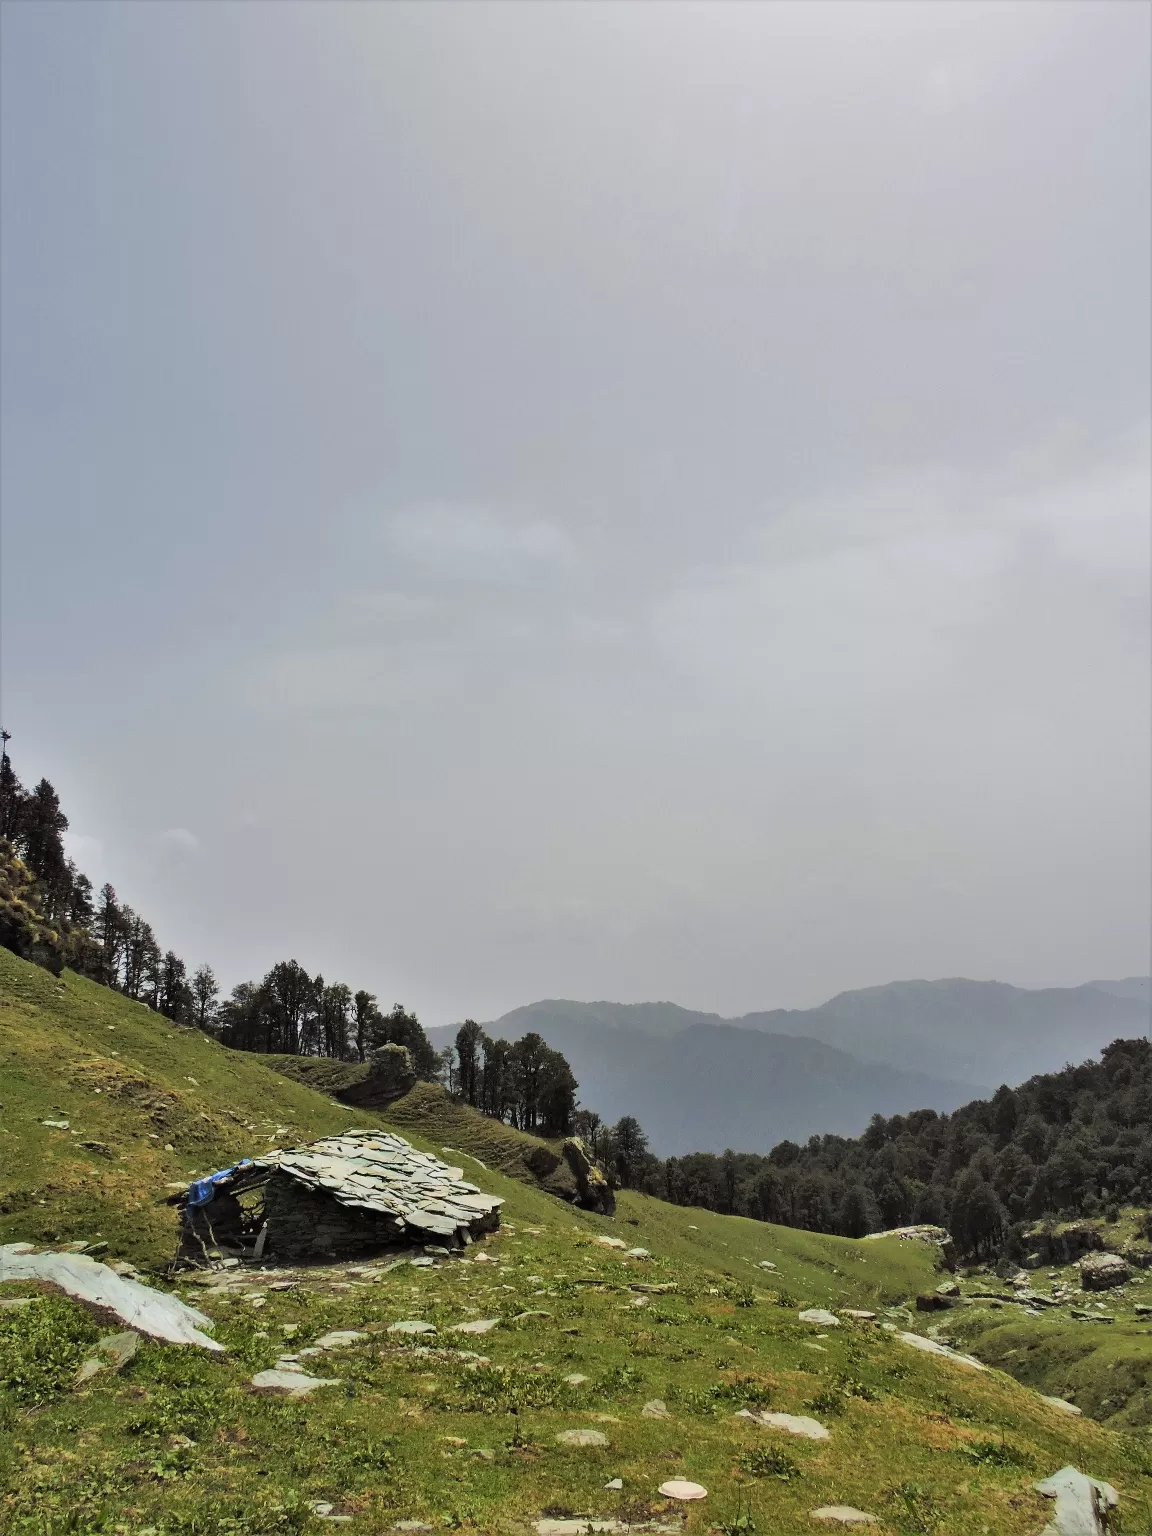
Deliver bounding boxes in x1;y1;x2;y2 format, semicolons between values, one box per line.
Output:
254;1129;504;1241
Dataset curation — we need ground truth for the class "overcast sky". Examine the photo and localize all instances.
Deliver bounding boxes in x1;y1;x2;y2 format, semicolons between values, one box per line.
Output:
2;1;1149;1024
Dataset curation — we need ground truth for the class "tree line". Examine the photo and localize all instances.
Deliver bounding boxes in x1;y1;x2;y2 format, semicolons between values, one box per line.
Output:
448;1020;578;1137
585;1038;1152;1261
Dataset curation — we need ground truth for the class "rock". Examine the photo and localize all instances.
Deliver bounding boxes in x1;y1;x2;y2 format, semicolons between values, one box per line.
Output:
561;1137;616;1217
625;1248;650;1259
392;1525;433;1533
641;1399;671;1419
1080;1253;1131;1291
658;1479;707;1501
41;1120;69;1130
534;1524;628;1535
0;1244;222;1350
604;1478;623;1490
96;1331;140;1370
565;1373;590;1385
935;1280;960;1297
75;1357;105;1383
758;1260;777;1270
840;1309;876;1321
313;1330;367;1349
811;1510;879;1527
916;1293;958;1312
250;1368;342;1397
0;1298;34;1310
556;1429;609;1447
1041;1396;1082;1417
896;1332;986;1371
1034;1466;1119;1535
310;1503;353;1524
450;1319;499;1335
798;1309;840;1328
388;1320;436;1335
735;1408;829;1440
595;1236;629;1251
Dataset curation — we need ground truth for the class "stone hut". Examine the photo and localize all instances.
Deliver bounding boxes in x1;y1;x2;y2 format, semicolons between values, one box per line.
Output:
176;1129;503;1265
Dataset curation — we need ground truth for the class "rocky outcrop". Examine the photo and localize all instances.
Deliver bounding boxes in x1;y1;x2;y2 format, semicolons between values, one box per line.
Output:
335;1043;417;1107
1079;1252;1131;1291
561;1137;616;1216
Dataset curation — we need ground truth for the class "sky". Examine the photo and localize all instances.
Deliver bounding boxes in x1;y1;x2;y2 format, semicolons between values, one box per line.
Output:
1;1;1149;1025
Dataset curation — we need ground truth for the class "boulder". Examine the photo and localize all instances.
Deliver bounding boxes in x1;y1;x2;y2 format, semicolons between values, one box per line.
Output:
555;1429;609;1447
811;1510;878;1526
916;1293;958;1312
1034;1466;1118;1535
1079;1253;1131;1292
798;1308;840;1328
562;1137;616;1216
735;1408;829;1440
250;1368;342;1397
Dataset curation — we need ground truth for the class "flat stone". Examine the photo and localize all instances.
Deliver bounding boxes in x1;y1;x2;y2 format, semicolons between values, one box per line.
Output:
534;1524;628;1535
1034;1465;1119;1535
840;1310;876;1321
641;1399;671;1419
96;1331;140;1369
625;1248;650;1258
250;1368;342;1397
658;1479;707;1500
41;1120;70;1130
313;1330;368;1349
0;1298;35;1310
565;1373;590;1385
595;1236;629;1250
736;1408;830;1440
556;1429;609;1447
388;1320;436;1335
810;1509;878;1526
897;1331;986;1371
450;1318;499;1335
1041;1396;1083;1417
604;1479;624;1490
758;1260;777;1270
798;1309;840;1328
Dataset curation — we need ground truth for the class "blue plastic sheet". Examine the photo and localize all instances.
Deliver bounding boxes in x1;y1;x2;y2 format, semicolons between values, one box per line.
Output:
186;1159;254;1208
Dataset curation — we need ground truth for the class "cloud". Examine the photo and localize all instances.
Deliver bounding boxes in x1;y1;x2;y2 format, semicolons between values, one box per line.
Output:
154;827;202;861
382;504;577;582
62;831;103;869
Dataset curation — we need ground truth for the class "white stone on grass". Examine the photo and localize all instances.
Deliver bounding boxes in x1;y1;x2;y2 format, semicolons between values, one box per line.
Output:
897;1331;986;1370
736;1408;830;1440
534;1523;628;1535
556;1429;609;1447
811;1509;878;1526
641;1399;671;1419
1041;1396;1083;1417
314;1330;367;1349
388;1320;436;1335
840;1310;876;1321
1034;1466;1119;1535
658;1479;707;1501
798;1308;839;1327
250;1368;342;1398
565;1373;590;1385
450;1318;499;1335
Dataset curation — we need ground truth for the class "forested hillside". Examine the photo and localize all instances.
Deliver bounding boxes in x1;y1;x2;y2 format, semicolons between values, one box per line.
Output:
606;1038;1152;1261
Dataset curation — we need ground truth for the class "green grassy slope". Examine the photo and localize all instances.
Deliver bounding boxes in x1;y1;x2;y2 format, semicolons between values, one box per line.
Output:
4;948;1152;1535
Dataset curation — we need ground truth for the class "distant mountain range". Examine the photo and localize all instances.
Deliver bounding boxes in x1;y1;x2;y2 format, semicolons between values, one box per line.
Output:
427;977;1151;1157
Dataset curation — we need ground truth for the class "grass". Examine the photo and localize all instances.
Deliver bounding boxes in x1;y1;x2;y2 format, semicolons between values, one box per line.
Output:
3;947;1152;1534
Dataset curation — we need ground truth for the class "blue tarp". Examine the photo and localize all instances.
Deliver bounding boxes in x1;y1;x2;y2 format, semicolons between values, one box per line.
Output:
186;1159;254;1208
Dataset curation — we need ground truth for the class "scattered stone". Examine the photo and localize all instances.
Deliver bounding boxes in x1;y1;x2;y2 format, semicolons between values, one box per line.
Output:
595;1236;629;1251
313;1330;368;1349
625;1248;650;1258
758;1260;777;1270
1034;1466;1119;1535
840;1310;876;1321
811;1509;878;1526
250;1368;342;1397
735;1409;830;1440
1080;1253;1131;1292
41;1120;69;1130
798;1309;840;1328
916;1293;958;1312
556;1429;609;1447
658;1479;707;1501
388;1320;436;1335
0;1245;221;1349
565;1373;590;1385
310;1504;353;1524
935;1280;960;1297
392;1524;433;1533
514;1310;553;1322
1041;1396;1082;1417
604;1478;624;1490
641;1399;671;1420
534;1523;628;1535
896;1332;986;1371
450;1318;499;1335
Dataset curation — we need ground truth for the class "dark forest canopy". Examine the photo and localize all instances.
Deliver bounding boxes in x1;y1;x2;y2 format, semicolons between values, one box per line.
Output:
596;1038;1152;1261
